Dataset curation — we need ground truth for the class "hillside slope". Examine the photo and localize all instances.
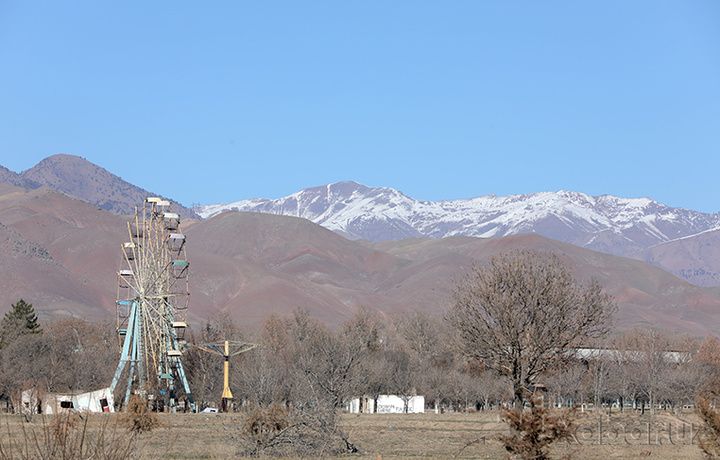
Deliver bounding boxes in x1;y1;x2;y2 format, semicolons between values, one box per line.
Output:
3;154;199;218
630;229;720;287
199;181;720;287
5;156;718;288
2;184;720;336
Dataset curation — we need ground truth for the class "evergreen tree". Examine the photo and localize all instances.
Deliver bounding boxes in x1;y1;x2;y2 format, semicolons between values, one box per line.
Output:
0;299;42;348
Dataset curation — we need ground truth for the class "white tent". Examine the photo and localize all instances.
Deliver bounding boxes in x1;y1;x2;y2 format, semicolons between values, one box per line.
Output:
19;387;115;414
69;387;114;413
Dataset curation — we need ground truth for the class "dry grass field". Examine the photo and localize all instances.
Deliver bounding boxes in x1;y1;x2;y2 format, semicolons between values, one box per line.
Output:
0;410;708;459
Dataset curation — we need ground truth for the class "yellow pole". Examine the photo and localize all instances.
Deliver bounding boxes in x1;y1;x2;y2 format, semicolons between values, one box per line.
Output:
221;340;233;399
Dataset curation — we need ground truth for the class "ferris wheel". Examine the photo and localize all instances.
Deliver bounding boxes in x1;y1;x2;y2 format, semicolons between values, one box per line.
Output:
109;197;195;412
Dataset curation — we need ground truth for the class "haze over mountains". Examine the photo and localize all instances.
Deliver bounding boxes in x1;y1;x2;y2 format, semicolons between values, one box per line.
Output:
2;154;720;336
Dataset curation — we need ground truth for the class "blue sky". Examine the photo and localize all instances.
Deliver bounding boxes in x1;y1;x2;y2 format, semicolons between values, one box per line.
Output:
1;1;719;212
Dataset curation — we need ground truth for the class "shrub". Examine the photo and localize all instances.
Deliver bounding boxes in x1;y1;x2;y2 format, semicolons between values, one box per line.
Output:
498;393;577;460
696;395;720;459
232;402;356;457
122;395;161;433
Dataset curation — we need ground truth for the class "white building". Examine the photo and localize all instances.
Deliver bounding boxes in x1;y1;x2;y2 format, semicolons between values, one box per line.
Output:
348;395;425;414
19;387;114;414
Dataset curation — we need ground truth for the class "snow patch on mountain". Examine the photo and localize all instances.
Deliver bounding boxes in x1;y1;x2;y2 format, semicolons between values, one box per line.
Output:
196;181;720;256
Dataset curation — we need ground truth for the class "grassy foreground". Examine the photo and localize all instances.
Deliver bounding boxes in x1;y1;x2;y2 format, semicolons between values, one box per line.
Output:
0;410;706;459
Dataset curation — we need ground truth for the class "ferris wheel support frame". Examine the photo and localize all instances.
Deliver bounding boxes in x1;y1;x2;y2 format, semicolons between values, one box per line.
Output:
109;198;196;413
109;300;195;409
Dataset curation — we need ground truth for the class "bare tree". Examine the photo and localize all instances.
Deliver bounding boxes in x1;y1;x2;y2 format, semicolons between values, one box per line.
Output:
231;309;373;456
394;310;453;368
239;313;297;406
606;332;642;413
544;361;587;409
697;335;720;397
388;311;460;411
292;308;378;411
662;334;700;414
588;346;612;413
446;249;616;405
623;327;674;415
43;319;117;392
0;318;118;413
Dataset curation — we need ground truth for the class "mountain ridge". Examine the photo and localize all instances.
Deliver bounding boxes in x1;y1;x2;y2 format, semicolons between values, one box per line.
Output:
2;156;718;288
195;181;720;286
1;183;720;336
2;154;199;219
198;181;720;250
197;181;720;284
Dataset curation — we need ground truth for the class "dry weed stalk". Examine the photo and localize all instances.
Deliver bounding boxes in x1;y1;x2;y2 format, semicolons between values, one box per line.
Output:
0;411;138;460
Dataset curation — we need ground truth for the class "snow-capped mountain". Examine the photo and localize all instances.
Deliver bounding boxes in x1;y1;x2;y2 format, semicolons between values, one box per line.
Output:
197;181;720;256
